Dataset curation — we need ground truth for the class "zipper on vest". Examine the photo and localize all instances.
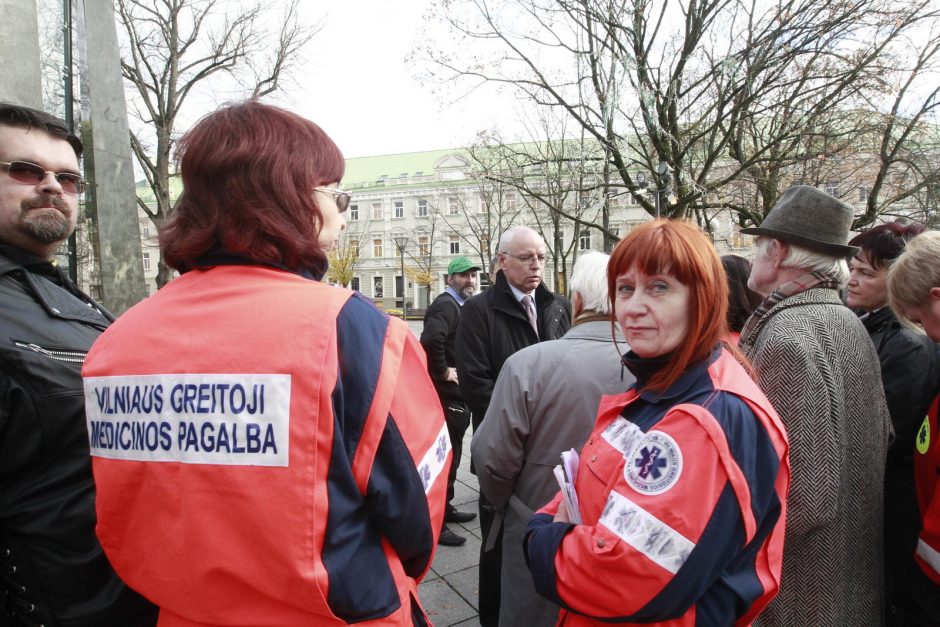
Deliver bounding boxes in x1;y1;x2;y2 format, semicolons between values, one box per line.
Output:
13;340;88;364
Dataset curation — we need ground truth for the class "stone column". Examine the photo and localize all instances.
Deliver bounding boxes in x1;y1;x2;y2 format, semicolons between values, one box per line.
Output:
0;0;44;107
78;0;147;314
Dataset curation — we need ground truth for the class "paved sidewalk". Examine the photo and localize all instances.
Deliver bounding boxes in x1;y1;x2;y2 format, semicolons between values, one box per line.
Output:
421;429;482;626
405;319;482;625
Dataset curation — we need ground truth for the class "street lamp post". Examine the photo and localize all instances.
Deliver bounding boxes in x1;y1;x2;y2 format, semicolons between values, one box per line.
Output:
394;235;409;320
656;161;672;219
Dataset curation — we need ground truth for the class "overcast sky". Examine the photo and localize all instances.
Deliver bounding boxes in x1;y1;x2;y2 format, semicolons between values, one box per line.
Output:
263;0;522;159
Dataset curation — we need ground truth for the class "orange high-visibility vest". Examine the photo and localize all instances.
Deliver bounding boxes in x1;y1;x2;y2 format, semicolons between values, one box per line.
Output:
83;265;450;626
915;395;940;584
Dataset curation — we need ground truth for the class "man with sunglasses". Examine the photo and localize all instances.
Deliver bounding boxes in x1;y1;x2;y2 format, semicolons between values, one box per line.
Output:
0;102;157;626
455;225;571;627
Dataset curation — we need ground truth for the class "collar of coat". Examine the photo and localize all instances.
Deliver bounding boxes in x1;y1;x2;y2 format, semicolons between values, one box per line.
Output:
860;306;898;333
739;287;844;352
490;270;554;319
622;344;723;403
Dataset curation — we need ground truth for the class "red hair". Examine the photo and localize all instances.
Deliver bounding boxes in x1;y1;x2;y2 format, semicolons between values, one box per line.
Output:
608;220;734;391
160;100;345;274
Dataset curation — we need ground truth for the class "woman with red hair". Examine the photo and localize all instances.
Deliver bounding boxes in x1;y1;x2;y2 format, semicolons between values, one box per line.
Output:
81;101;450;626
524;220;790;626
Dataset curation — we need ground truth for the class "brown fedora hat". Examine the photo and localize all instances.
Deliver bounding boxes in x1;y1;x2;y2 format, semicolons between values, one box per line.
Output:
740;185;859;257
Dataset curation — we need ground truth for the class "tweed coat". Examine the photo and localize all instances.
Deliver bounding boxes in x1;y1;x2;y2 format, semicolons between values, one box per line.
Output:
471;319;631;627
741;287;892;627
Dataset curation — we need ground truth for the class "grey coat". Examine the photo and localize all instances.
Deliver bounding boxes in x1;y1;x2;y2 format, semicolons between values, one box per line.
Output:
471;319;632;627
742;288;892;627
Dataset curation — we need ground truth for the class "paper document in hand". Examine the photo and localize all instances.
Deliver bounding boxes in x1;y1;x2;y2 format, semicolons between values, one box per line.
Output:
553;448;582;524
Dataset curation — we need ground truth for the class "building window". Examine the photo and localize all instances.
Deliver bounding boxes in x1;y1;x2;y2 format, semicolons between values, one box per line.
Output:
448;196;460;215
449;234;460;254
418;236;430;256
825;182;839;197
396;275;404;298
349;239;359;257
480;197;489;214
373;276;383;298
858;186;870;202
507;192;516;212
141;222;151;239
142;251;151;271
349;204;359;221
371;202;383;220
417;199;428;216
394;200;404;219
373;238;383;258
351;277;360;292
579;230;591;251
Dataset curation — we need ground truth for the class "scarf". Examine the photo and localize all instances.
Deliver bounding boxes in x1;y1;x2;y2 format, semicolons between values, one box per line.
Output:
739;270;840;350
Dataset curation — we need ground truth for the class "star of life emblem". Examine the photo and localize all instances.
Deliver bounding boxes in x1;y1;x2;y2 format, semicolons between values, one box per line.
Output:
624;430;682;495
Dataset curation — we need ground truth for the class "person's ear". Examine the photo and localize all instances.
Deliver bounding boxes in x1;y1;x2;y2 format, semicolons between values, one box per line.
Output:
929;286;940;301
572;292;583;317
767;240;788;269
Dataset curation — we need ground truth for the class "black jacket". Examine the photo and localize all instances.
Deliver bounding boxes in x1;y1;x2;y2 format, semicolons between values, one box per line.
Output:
0;252;157;626
862;306;940;622
420;290;464;402
862;307;939;471
455;271;571;427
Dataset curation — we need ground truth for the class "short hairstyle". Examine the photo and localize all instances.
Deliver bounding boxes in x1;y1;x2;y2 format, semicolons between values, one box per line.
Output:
888;230;940;320
497;225;542;252
721;255;763;332
759;237;850;286
0;102;82;157
608;220;731;391
569;251;611;315
848;221;926;270
160;100;344;275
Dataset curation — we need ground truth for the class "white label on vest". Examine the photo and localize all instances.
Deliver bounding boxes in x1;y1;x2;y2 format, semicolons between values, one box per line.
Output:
602;417;645;457
599;490;694;574
83;374;290;466
416;422;451;493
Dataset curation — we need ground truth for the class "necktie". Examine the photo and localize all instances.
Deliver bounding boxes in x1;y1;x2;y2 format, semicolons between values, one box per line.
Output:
522;294;538;338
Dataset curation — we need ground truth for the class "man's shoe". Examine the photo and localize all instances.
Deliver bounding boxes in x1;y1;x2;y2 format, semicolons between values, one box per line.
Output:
445;507;477;524
438;526;467;547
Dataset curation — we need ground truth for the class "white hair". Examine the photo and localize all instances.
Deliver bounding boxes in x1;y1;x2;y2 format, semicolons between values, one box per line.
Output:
569;251;611;314
757;237;850;287
497;226;542;252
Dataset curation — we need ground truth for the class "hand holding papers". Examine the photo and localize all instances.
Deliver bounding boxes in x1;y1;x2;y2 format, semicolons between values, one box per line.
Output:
553;448;582;524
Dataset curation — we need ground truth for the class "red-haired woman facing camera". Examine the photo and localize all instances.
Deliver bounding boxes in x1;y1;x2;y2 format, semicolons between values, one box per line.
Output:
81;101;450;626
524;220;790;626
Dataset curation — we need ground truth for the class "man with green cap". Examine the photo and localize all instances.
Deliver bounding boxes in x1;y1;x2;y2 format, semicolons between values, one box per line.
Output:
420;256;482;546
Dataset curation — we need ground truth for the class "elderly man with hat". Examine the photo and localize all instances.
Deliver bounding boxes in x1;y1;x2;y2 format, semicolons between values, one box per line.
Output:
740;185;892;627
420;256;482;546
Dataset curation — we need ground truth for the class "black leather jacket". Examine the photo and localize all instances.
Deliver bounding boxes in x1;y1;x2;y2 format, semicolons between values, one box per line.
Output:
862;307;940;470
0;252;157;626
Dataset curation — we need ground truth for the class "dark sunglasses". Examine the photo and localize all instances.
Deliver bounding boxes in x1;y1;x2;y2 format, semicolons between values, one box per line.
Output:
0;160;86;195
314;186;351;213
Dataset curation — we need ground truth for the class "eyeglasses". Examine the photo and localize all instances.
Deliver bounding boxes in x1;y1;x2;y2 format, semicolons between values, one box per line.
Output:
314;186;351;213
0;160;86;195
502;251;547;265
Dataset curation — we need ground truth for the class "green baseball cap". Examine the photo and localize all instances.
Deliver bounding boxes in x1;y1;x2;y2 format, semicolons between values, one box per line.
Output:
447;256;482;275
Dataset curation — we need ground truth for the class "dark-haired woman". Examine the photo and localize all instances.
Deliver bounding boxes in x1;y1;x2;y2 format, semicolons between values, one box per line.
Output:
524;220;790;626
847;221;940;626
722;254;763;343
81;101;450;626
